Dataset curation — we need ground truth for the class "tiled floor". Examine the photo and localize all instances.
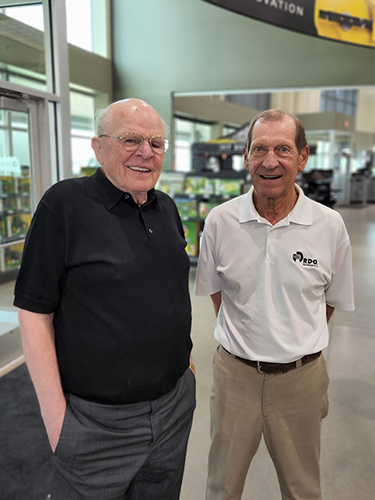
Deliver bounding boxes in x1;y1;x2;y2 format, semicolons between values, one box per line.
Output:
181;204;375;500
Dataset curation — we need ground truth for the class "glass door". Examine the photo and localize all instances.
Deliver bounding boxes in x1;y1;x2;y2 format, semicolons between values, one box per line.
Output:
0;94;36;376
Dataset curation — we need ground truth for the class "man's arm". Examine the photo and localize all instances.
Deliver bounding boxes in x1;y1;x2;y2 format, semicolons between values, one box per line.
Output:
18;309;66;452
210;291;222;317
326;305;335;323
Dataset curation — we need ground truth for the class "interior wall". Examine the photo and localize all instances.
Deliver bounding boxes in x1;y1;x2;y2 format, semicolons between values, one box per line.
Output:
356;88;375;134
271;91;321;114
112;0;375;169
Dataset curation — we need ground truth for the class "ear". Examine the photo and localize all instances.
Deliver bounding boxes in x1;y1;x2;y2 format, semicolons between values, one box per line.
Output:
91;137;104;165
299;145;309;172
243;146;250;171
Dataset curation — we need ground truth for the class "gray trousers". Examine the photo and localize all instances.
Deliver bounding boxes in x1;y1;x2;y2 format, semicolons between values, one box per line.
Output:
51;367;196;500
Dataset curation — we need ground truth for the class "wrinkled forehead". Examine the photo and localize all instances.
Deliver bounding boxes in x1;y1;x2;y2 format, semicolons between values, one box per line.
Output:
252;116;297;143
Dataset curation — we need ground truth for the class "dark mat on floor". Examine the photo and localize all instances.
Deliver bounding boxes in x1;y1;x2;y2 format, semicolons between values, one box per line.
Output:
0;363;50;500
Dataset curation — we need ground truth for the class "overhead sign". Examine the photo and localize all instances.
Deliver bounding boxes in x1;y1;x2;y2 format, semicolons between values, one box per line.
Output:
203;0;375;48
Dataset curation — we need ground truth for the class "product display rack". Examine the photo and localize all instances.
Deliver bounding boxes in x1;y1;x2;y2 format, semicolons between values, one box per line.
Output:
157;170;247;263
174;194;225;261
0;174;31;283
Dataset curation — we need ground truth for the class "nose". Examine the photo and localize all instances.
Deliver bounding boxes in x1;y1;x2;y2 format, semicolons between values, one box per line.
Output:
136;138;154;159
262;149;279;169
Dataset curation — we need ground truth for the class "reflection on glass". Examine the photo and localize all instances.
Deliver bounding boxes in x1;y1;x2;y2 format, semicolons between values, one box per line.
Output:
11;111;27;129
321;89;357;117
175;117;214;172
8;71;46;92
70;91;98;176
306;132;331;172
71;134;99;177
0;110;32;282
0;129;5;157
0;4;47;91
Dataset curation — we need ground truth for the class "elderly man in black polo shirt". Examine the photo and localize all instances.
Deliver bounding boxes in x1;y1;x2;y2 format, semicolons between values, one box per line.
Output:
14;99;195;500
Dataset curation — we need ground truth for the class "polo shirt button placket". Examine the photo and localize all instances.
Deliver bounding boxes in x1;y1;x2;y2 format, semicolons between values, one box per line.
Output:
148;228;153;234
267;227;275;259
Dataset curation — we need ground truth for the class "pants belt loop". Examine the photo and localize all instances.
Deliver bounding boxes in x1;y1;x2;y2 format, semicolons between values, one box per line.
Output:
257;361;264;374
296;358;303;368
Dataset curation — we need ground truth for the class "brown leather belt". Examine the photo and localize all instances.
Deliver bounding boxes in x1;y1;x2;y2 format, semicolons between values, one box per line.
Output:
221;346;321;374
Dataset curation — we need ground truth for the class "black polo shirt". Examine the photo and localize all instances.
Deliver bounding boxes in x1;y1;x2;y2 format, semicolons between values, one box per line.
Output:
14;168;192;404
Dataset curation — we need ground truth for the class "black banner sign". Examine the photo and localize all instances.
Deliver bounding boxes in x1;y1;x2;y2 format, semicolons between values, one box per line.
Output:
203;0;375;48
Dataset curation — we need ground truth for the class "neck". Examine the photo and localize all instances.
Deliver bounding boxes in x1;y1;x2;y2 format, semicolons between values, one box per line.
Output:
253;188;299;225
133;194;148;207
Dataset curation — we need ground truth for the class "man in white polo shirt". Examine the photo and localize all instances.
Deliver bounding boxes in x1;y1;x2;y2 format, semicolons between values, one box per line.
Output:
195;109;354;500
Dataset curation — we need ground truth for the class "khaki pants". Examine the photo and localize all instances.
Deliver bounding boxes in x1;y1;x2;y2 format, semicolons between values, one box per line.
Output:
207;346;330;500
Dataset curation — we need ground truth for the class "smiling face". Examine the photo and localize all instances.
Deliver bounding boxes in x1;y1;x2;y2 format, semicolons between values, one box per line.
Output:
91;99;165;205
244;115;309;211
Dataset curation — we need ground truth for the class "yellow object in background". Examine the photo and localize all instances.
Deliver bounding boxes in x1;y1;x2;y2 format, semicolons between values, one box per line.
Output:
315;0;375;47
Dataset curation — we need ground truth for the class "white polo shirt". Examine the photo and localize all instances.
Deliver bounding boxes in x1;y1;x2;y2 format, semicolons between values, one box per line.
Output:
195;185;355;363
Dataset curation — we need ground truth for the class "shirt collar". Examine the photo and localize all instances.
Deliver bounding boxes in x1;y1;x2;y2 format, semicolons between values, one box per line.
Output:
288;184;313;225
239;184;312;226
91;168;160;211
239;188;257;223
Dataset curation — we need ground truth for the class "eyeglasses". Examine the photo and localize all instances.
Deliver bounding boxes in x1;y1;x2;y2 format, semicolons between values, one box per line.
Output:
99;132;169;154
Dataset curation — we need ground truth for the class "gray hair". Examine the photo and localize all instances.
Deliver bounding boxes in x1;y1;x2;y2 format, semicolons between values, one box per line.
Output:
245;109;307;154
94;107;110;136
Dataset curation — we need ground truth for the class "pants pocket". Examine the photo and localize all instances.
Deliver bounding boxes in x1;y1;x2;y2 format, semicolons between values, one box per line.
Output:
53;402;71;457
320;356;330;419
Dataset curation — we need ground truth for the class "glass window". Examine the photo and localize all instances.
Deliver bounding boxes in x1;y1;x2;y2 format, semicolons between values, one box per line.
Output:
347;103;355;116
11;130;30;166
70;91;95;130
321;89;357;116
305;133;331;172
0;129;6;157
195;123;211;142
174;117;214;172
0;3;47;91
0;108;33;274
71;134;99;176
11;112;27;129
1;4;43;30
8;71;46;92
326;98;335;112
70;91;98;176
223;125;238;136
174;140;191;172
337;100;345;113
65;0;109;58
175;120;193;172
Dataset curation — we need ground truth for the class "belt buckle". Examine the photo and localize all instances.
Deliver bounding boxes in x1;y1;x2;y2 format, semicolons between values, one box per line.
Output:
257;361;264;374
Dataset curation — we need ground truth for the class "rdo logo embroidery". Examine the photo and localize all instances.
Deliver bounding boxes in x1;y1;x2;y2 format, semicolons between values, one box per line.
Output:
292;251;318;267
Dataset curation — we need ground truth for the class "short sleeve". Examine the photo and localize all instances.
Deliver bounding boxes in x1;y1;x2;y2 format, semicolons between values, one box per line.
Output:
195;213;222;296
325;231;355;311
14;201;66;313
